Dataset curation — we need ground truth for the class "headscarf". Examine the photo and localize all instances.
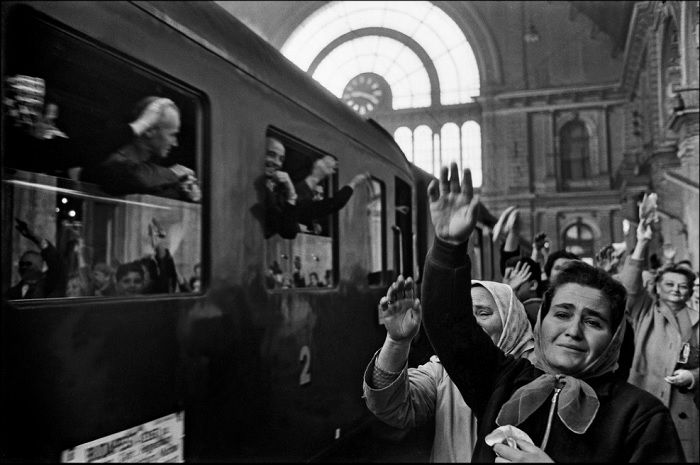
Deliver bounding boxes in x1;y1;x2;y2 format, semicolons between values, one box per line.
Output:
495;289;627;435
471;280;534;359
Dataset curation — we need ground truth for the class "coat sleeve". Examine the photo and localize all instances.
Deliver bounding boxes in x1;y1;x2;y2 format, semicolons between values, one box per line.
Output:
420;237;506;418
625;405;686;462
362;351;438;430
618;256;654;326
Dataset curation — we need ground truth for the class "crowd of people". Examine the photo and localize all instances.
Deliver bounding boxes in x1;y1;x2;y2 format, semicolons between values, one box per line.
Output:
364;163;698;462
7;217;201;300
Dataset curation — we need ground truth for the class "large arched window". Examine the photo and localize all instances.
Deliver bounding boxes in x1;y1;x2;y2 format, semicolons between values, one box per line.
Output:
282;1;480;106
280;1;483;189
560;120;590;182
563;219;594;264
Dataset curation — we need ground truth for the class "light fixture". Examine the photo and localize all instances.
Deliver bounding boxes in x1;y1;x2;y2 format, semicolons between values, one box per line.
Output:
524;23;540;43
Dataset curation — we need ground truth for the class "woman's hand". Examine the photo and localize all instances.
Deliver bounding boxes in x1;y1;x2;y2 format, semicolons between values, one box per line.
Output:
492;439;554;463
379;275;421;343
428;162;480;245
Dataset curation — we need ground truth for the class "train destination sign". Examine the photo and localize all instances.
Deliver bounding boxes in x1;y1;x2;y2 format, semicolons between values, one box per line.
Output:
60;412;184;463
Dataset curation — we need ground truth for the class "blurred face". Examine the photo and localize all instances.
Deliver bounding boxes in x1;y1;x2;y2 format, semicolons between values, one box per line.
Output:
265;138;285;177
147;106;180;158
550;258;577;282
656;272;692;306
541;283;614;374
693;277;699;306
117;271;144;295
66;277;83;297
18;252;43;280
313;156;336;179
93;270;111;288
472;286;503;345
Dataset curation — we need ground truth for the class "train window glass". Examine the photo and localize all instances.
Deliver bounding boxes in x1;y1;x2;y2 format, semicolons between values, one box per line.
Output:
263;129;337;290
343;176;386;286
2;6;203;300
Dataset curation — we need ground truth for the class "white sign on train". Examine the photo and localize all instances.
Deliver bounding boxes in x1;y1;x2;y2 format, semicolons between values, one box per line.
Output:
60;412;184;463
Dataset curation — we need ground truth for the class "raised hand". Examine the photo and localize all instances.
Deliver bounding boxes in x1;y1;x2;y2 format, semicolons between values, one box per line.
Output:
378;275;421;343
428;162;480;245
503;261;532;291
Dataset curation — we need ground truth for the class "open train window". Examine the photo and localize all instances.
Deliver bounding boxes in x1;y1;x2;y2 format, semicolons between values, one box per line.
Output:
262;128;338;290
1;5;204;300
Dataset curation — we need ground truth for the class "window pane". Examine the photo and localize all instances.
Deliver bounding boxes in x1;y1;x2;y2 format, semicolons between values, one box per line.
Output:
263;131;339;290
2;10;202;300
394;127;413;162
413;125;433;174
441;123;460;168
461;121;482;188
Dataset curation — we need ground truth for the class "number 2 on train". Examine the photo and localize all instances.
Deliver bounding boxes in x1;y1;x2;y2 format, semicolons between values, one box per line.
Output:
299;345;311;386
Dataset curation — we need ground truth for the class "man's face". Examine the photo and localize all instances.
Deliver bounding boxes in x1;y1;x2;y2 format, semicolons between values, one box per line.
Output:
265;138;285;178
540;283;613;374
471;286;503;345
148;106;180;158
117;271;144;295
18;252;43;280
656;272;692;306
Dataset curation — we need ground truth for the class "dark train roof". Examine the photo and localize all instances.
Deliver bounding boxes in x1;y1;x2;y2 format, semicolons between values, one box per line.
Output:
139;1;410;171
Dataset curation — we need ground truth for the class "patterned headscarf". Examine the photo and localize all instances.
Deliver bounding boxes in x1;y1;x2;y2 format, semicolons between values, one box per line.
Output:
496;286;627;435
471;280;534;359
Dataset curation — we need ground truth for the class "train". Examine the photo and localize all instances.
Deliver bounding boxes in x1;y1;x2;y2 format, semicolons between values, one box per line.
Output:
0;2;497;462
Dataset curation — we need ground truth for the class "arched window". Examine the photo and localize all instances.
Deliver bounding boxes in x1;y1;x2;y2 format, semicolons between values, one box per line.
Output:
560;120;590;182
432;133;441;176
394;127;413;162
461;121;482;188
413;125;433;174
563;219;594;264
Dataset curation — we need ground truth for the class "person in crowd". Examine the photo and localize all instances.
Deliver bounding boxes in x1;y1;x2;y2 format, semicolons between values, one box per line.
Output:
502;257;543;328
293;154;370;234
690;272;700;313
618;194;699;463
141;218;179;294
530;232;550;281
364;275;535;462
292;256;306;288
594;243;625;276
543;249;581;287
115;262;145;296
92;262;116;297
308;272;324;287
62;236;92;297
418;163;684;462
6;218;64;299
3;76;181;181
81;96;201;202
258;136;300;239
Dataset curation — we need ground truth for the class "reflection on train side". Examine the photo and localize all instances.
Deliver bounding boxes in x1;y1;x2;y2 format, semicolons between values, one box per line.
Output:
2;169;201;300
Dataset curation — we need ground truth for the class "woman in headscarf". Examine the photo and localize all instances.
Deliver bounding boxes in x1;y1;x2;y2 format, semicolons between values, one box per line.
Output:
362;275;535;462
419;163;684;462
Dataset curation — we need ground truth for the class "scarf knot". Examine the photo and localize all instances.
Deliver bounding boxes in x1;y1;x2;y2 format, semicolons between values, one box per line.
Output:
496;373;600;434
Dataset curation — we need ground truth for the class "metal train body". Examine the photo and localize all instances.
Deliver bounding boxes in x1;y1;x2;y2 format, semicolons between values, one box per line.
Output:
0;1;442;462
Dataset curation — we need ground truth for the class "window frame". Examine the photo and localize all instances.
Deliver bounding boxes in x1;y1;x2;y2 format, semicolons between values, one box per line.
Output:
1;5;208;302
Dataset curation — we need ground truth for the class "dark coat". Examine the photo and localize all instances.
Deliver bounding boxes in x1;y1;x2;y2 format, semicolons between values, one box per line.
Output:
421;238;686;463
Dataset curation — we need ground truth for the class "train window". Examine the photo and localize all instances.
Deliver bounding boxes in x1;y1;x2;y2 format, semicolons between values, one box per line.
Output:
263;129;337;290
348;177;386;286
2;6;203;300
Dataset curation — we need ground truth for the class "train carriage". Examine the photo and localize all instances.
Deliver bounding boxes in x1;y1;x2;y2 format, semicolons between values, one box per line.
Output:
0;1;424;461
